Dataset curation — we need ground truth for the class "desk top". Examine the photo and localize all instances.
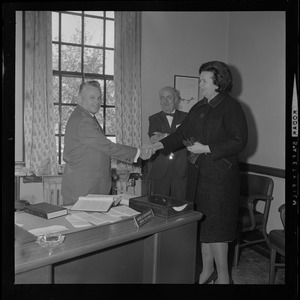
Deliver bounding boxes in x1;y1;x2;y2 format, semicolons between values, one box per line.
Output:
15;210;202;274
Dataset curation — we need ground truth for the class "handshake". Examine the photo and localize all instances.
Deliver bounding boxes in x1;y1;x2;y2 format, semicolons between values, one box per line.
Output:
139;142;164;160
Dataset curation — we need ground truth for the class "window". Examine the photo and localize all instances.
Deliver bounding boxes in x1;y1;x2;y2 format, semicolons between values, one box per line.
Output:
52;11;115;164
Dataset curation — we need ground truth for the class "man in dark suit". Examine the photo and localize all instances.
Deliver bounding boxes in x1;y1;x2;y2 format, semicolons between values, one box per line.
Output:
147;86;188;200
62;81;153;205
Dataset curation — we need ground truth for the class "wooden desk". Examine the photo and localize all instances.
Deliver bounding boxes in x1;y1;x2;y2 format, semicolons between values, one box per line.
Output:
15;211;202;284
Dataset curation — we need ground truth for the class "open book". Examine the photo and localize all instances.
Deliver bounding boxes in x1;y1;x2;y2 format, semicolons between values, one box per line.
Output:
71;194;122;212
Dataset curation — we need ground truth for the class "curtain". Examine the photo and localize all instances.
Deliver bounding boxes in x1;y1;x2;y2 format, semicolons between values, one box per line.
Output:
114;11;142;173
23;11;58;176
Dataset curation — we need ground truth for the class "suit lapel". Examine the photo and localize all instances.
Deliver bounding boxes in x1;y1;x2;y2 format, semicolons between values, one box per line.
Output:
92;115;104;133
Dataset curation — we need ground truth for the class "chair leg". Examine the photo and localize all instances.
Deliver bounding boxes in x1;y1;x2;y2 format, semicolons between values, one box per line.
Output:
269;248;276;284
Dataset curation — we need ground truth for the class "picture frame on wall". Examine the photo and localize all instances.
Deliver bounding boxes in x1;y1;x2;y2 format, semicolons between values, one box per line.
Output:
174;75;199;112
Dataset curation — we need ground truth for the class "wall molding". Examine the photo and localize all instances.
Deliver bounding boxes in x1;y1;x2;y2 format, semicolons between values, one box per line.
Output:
239;162;285;179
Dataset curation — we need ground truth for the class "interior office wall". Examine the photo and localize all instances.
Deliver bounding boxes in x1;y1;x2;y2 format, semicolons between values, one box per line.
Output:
141;11;285;231
141;12;229;143
226;12;285;232
227;11;285;169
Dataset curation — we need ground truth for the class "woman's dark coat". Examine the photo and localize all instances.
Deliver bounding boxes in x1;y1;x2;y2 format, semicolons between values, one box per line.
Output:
161;93;248;242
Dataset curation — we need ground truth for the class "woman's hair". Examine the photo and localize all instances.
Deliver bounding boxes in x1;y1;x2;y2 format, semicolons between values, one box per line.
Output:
199;61;233;93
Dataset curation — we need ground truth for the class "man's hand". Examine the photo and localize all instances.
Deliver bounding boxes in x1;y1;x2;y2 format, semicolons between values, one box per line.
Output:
139;144;156;160
152;142;164;151
187;142;210;154
149;132;168;143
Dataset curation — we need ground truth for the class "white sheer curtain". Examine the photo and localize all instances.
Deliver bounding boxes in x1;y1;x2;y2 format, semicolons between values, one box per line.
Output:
23;11;58;176
114;11;142;173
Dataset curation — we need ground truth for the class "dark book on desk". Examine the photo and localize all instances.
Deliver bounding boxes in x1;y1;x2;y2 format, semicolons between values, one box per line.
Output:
24;202;68;219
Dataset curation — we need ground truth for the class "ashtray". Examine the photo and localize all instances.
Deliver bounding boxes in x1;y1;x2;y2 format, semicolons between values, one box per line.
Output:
36;233;65;255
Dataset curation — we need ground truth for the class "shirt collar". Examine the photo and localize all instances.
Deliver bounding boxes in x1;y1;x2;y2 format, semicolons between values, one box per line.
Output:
163;109;176;114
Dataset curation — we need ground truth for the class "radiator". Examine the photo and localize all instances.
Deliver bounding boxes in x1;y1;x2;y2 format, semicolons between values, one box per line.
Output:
42;176;63;206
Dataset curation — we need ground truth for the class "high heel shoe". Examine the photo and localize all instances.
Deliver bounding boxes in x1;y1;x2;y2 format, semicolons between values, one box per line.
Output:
197;269;218;284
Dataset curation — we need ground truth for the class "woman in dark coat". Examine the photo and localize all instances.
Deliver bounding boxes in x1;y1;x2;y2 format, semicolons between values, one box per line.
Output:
153;61;248;284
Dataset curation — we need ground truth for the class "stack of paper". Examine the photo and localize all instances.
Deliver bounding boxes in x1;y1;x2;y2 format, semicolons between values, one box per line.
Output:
65;205;140;228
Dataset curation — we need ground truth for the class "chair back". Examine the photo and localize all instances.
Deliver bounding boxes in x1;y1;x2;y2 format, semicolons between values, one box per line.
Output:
240;173;274;198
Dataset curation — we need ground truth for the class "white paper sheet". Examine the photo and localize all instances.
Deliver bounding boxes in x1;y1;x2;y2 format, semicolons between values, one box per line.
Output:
92;212;121;223
29;225;69;236
110;206;140;217
71;211;110;225
118;193;136;206
65;214;92;228
172;204;188;211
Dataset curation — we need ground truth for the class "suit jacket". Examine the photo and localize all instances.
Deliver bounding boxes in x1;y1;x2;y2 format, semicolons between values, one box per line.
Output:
61;105;137;205
147;110;188;180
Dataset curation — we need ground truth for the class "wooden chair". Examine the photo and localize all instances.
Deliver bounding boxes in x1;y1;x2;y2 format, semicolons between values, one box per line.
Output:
268;204;285;284
233;173;274;267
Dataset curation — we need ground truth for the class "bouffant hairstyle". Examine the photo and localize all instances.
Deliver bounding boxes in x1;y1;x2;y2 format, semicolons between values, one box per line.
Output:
199;61;233;93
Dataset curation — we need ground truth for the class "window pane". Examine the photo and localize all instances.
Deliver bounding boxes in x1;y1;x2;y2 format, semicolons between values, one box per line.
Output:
61;14;82;44
105;50;114;75
54;105;60;134
60;136;65;164
55;136;60;158
52;44;59;70
56;136;65;164
52;10;115;164
60;136;65;163
85;11;104;17
53;76;59;103
105;20;114;48
61;45;81;72
106;80;115;105
84;47;103;74
105;107;116;135
95;108;104;128
61;105;76;134
84;17;103;47
106;11;114;19
52;12;59;41
62;77;82;103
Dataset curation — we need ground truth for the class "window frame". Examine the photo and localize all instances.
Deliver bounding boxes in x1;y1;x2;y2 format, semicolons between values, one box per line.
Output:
52;11;115;164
